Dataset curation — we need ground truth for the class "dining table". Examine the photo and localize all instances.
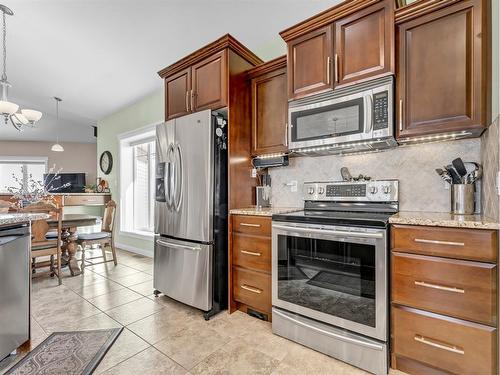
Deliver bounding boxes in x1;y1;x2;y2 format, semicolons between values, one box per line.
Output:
47;214;99;276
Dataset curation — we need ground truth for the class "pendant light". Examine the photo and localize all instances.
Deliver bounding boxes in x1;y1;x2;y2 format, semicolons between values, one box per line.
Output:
0;4;42;130
51;97;64;152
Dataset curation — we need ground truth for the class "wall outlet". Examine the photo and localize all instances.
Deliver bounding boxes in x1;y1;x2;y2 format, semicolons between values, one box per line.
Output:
284;180;298;192
251;168;257;178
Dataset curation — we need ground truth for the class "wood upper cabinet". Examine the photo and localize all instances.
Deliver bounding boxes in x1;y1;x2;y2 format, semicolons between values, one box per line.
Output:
334;0;394;87
287;25;333;100
192;50;227;112
396;0;488;139
165;68;191;120
249;56;288;155
281;0;394;100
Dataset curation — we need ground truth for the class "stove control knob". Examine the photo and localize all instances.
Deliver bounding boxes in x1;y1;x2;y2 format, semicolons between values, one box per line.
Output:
383;186;391;194
308;187;315;195
318;187;325;195
369;186;378;194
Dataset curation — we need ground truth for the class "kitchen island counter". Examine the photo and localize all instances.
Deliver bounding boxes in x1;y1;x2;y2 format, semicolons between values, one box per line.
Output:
0;213;50;227
389;211;499;230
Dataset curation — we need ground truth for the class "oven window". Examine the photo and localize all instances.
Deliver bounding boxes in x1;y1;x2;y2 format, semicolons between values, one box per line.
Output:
291;98;364;142
277;234;375;327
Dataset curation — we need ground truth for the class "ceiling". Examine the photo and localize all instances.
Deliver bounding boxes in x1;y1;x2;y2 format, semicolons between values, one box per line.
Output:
0;0;338;142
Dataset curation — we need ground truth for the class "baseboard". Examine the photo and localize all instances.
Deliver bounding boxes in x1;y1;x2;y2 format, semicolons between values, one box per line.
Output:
115;242;153;258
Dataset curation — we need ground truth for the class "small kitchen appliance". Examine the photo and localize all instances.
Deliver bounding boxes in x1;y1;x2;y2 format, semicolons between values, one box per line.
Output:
288;75;396;155
272;179;399;375
154;110;228;320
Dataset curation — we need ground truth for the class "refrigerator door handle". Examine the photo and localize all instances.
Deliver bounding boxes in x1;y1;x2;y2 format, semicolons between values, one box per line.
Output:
174;143;184;212
167;144;175;209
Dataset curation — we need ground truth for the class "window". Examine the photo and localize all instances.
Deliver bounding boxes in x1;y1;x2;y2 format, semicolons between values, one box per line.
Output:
132;141;155;232
119;126;157;237
0;157;47;193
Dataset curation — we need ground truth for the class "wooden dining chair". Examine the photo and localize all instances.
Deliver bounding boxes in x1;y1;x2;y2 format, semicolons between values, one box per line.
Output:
22;201;63;285
77;200;117;272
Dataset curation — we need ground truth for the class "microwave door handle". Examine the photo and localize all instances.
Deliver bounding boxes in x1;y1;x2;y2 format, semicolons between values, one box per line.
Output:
364;94;373;133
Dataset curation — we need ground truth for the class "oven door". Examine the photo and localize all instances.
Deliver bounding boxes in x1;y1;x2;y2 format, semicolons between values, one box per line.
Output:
272;222;387;341
288;91;373;150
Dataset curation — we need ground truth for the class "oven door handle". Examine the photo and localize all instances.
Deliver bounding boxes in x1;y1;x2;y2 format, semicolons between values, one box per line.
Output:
272;224;383;239
273;309;385;351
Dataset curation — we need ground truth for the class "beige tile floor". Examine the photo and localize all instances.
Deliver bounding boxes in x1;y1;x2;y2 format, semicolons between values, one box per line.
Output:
0;248;406;375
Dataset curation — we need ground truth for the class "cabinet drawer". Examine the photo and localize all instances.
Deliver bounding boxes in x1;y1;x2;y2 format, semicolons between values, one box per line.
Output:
233;267;271;313
233;233;271;273
391;225;497;262
63;195;109;206
392;306;497;375
392;252;497;325
232;215;271;236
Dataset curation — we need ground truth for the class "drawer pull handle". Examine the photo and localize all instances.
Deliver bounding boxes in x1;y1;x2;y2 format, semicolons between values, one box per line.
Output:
241;284;262;294
414;238;465;247
414;281;464;294
414;335;464;355
240;223;261;228
241;250;261;257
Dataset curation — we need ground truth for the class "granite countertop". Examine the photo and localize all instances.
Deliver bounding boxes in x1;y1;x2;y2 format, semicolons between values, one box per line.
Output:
0;213;51;226
230;207;301;217
389;211;500;230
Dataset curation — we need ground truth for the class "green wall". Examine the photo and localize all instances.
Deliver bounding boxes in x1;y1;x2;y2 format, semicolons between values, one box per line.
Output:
97;89;163;256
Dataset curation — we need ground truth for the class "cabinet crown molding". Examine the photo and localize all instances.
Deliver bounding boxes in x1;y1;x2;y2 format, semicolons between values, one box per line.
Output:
158;33;263;78
395;0;463;23
247;55;286;79
279;0;379;42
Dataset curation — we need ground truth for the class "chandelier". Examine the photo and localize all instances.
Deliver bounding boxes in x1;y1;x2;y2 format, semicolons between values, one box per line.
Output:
0;4;42;130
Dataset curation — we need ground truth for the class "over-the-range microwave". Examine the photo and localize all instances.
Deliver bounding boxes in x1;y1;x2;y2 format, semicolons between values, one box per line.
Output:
288;75;396;155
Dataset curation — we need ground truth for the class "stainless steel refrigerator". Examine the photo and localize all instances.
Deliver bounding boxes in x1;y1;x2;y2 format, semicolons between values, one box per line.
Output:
153;109;228;320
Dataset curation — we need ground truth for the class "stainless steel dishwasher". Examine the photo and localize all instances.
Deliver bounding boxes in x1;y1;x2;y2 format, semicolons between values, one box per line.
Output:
0;224;30;361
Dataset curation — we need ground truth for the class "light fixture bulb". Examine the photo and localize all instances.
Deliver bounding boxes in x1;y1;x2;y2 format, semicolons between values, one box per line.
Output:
51;143;64;152
21;109;42;123
0;100;18;115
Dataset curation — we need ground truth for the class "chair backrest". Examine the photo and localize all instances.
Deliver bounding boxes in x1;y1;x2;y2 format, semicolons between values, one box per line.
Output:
21;201;62;244
102;200;116;233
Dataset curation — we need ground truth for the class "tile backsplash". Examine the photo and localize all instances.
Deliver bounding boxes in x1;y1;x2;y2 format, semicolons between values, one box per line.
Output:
481;115;500;220
269;138;481;212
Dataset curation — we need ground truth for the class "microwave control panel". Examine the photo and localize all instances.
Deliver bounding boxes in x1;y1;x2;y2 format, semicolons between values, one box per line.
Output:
373;91;388;130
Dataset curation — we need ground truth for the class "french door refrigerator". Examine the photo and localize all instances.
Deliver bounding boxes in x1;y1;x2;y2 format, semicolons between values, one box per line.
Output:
154;109;228;320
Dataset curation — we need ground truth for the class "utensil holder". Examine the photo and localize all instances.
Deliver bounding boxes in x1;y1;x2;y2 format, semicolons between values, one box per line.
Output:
451;184;474;215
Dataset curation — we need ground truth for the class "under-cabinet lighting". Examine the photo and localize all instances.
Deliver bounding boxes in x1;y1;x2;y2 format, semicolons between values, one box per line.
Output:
398;131;473;144
254;152;288;160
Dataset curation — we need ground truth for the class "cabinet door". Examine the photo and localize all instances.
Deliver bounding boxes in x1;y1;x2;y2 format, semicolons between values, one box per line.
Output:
287;25;334;100
192;50;227;112
165;67;191;120
397;0;486;138
334;0;394;87
251;68;288;155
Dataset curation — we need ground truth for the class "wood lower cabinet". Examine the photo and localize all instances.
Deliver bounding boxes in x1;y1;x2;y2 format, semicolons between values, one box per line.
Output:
248;56;288;156
230;214;272;318
396;0;489;139
391;224;498;374
281;0;394;100
392;305;497;375
334;0;394;87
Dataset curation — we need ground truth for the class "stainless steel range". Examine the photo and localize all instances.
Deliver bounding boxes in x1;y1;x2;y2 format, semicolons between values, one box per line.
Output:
271;179;399;375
